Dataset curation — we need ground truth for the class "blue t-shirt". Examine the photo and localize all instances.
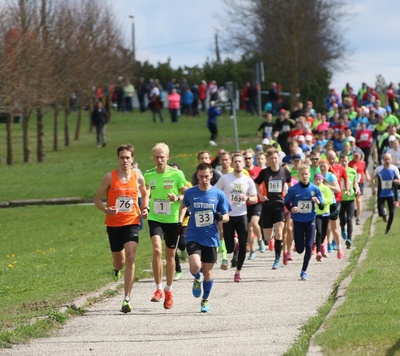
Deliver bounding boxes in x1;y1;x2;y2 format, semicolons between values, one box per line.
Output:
182;186;231;247
284;182;323;222
375;167;399;198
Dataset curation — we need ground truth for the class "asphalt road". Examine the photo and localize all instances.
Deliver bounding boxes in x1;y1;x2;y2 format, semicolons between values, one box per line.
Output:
2;188;372;356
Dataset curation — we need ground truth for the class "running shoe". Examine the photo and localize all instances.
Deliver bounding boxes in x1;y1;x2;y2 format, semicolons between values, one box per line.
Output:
121;299;132;313
173;271;183;281
234;273;242;282
200;299;210;313
345;240;352;249
287;252;293;261
341;230;348;241
283;252;288;265
163;290;173;309
327;243;333;253
209;140;217;146
150;289;164;302
272;260;279;270
332;240;337;250
269;238;275;251
300;271;308;280
316;252;322;262
231;253;238;268
321;244;328;258
355;218;361;225
337;249;344;259
112;268;122;282
220;259;229;270
247;251;256;260
192;277;202;298
258;240;266;253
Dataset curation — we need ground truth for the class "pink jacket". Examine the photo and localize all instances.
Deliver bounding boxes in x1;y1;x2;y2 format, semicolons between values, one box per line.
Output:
168;93;180;109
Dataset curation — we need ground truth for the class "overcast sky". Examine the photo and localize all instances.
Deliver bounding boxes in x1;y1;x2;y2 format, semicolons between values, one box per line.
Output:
111;0;400;92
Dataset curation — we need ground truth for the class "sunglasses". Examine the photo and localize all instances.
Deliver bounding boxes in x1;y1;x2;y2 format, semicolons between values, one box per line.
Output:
311;158;319;161
244;157;253;160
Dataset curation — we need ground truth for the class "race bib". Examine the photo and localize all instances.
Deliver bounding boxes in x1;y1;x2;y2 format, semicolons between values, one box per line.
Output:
381;180;392;190
153;199;171;215
298;200;312;213
268;180;282;193
194;210;214;227
282;125;291;132
116;197;133;212
230;193;244;206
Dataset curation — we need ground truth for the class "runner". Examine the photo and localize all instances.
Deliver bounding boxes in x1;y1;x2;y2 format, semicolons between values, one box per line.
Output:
284;164;324;280
243;148;265;260
215;153;258;282
313;173;332;261
178;162;231;312
339;154;360;249
94;144;149;313
372;153;400;234
144;143;187;309
254;148;292;270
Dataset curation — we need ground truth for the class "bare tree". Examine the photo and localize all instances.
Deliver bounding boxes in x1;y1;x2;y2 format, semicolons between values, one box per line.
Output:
222;0;346;108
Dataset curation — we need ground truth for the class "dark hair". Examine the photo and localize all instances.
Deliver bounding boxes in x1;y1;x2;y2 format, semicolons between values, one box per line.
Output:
117;144;134;157
196;162;212;172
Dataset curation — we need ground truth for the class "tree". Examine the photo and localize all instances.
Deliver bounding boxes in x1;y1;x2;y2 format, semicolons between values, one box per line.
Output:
222;0;346;108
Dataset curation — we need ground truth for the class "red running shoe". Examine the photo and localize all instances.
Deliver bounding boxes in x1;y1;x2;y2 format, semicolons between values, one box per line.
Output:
150;289;164;302
163;290;173;309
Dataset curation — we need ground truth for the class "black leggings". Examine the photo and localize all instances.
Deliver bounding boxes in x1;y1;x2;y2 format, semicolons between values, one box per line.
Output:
175;227;187;273
339;200;355;241
223;215;248;270
315;215;329;252
378;196;395;230
208;123;218;141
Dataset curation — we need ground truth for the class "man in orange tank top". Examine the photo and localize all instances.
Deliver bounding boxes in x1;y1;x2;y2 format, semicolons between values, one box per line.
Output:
94;144;149;313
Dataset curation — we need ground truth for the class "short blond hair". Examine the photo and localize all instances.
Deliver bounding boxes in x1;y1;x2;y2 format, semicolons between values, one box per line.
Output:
152;142;169;156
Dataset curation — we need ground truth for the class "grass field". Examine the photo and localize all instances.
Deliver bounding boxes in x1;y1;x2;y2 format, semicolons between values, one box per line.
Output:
1;108;400;354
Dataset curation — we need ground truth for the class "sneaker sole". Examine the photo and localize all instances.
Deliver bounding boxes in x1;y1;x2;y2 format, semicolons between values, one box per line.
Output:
220;265;229;270
121;305;131;313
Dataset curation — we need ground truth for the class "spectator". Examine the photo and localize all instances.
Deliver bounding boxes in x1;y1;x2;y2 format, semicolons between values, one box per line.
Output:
168;88;180;123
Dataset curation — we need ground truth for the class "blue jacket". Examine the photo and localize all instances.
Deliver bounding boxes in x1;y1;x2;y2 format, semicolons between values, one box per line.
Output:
207;106;221;127
183;90;194;105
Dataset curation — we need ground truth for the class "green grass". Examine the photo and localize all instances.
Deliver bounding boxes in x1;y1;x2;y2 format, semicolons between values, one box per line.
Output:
314;213;400;356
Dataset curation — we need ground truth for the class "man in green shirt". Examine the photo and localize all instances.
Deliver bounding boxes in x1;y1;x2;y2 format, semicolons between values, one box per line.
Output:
309;150;321;181
144;143;187;309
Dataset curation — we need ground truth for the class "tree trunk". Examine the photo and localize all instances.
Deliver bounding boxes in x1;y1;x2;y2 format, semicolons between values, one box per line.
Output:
64;100;70;147
6;113;13;166
36;107;45;162
53;106;59;151
75;104;82;140
22;107;31;163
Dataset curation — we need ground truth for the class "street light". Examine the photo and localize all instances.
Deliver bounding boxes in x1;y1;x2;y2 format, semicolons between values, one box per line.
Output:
128;15;135;62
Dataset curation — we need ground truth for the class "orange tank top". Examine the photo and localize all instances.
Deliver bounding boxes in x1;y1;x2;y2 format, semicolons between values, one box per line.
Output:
106;169;140;227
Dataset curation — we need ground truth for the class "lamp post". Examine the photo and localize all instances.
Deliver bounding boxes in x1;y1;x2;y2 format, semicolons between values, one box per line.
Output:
128;15;135;62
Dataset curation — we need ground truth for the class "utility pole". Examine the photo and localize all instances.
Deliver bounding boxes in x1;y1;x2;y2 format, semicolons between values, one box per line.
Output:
129;15;135;62
214;29;221;63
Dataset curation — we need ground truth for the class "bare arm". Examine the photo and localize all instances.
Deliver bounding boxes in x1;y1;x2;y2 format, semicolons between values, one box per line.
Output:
94;172;118;215
137;173;149;218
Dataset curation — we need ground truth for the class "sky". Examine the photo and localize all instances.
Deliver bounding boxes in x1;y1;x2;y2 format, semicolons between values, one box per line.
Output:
111;0;400;92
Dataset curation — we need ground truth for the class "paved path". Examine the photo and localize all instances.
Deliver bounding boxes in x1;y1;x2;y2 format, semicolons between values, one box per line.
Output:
2;189;372;356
